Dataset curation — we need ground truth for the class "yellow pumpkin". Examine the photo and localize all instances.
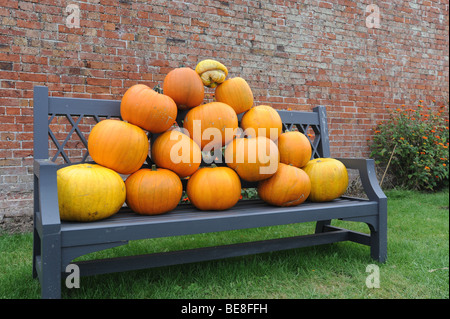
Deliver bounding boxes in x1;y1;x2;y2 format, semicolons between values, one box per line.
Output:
57;164;126;222
303;158;349;202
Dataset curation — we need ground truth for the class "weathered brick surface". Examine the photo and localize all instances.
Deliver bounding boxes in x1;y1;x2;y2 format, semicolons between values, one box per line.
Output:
0;0;449;217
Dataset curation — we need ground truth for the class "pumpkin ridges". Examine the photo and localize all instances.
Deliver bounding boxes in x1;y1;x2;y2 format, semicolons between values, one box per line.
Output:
241;105;282;140
187;166;241;211
118;122;148;173
134;169;146;214
163;67;205;110
278;131;312;168
285;165;311;205
183;101;239;150
224;136;279;182
88;119;149;175
215;77;254;114
144;94;177;131
151;129;201;178
303;158;349;202
257;163;311;207
125;168;182;215
120;84;177;133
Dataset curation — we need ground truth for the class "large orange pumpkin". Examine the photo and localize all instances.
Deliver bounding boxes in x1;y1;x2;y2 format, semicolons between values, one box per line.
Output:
88;119;149;175
257;163;311;207
240;105;282;140
151;129;202;178
57;163;126;222
224;136;279;182
120;84;177;133
215;77;254;114
163;67;205;110
183;101;239;151
125;167;182;215
187;166;241;211
302;158;349;202
278;131;312;168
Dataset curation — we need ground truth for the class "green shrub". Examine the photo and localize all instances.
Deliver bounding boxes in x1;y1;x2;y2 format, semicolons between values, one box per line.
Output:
370;101;449;191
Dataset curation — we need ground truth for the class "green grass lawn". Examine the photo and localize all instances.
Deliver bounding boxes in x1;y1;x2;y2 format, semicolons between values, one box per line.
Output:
0;189;448;299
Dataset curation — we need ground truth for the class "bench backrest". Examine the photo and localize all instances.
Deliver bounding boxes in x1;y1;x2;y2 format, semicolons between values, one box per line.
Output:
33;86;330;165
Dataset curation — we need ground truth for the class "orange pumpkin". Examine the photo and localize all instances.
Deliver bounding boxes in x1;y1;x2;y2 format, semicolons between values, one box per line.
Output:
257;163;311;207
88;119;149;175
183;101;239;151
302;158;349;202
120;84;177;133
278;131;312;168
240;105;282;140
125;167;182;215
151;129;202;178
187;166;241;211
215;77;254;114
224;136;279;182
163;67;205;110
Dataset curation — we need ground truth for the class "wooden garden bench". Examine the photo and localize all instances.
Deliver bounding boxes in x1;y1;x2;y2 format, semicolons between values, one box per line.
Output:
32;86;387;299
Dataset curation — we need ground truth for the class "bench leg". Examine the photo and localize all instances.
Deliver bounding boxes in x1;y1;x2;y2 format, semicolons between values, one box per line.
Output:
371;199;388;263
315;220;331;233
316;218;387;263
369;223;387;263
40;232;62;299
32;228;40;279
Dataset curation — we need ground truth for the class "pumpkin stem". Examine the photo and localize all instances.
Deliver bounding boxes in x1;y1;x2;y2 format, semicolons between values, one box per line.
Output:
151;164;158;171
153;84;163;94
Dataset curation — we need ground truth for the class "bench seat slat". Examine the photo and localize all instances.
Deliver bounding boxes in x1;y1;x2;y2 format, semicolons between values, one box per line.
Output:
60;198;378;247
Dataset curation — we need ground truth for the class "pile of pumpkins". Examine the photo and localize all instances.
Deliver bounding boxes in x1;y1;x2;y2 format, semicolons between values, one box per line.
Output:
57;59;349;222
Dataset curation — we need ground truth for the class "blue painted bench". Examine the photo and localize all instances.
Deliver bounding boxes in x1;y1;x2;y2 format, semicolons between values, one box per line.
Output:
32;86;387;298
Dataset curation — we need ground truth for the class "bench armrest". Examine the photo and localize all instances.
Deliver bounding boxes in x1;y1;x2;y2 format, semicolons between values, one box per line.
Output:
34;159;61;233
336;158;387;202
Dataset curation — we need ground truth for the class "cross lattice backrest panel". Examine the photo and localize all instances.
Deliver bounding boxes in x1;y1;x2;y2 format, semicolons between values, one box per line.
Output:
47;113;122;164
277;108;330;159
34;87;124;164
34;87;330;165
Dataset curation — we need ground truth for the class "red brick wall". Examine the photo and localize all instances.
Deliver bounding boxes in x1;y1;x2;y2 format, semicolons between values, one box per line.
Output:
1;0;449;217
